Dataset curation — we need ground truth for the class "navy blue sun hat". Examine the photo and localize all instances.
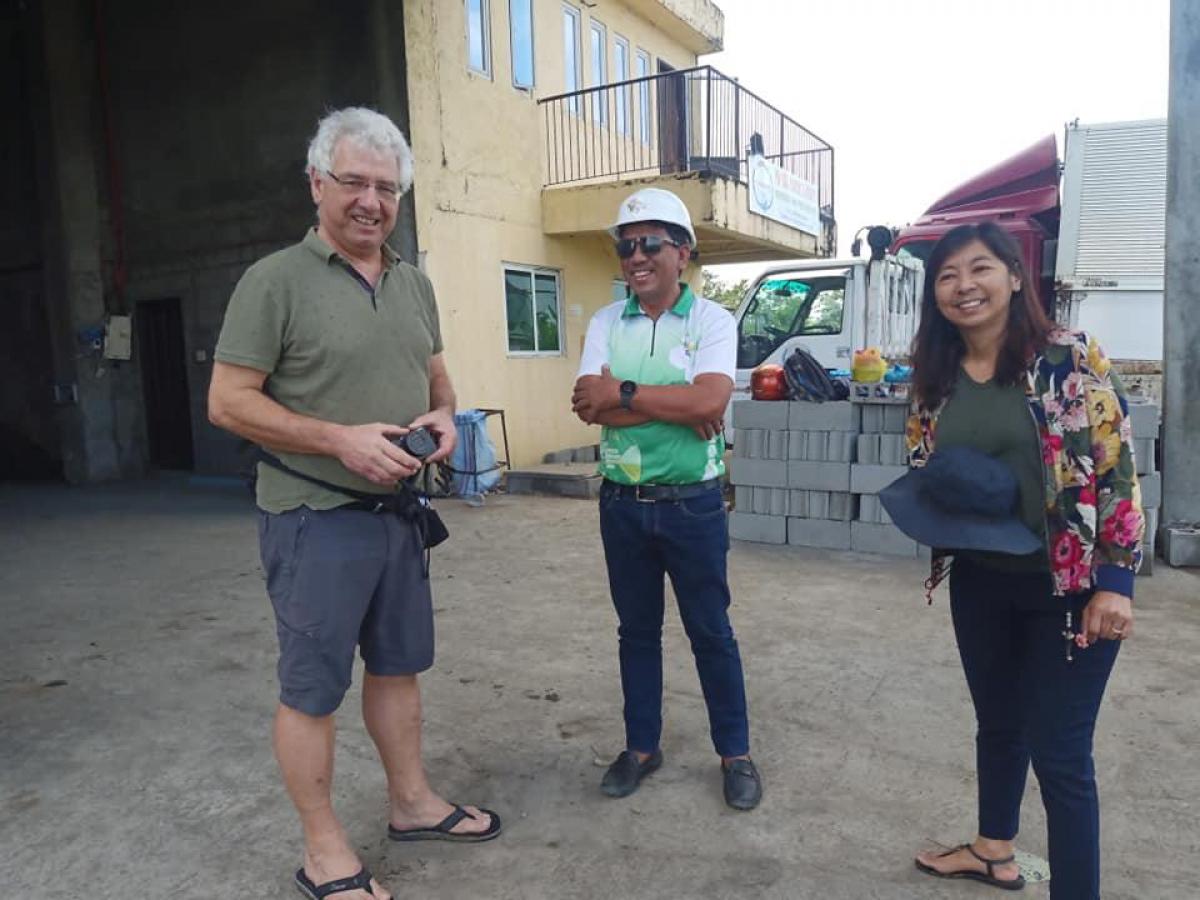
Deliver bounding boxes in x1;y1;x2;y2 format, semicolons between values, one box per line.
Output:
879;445;1042;555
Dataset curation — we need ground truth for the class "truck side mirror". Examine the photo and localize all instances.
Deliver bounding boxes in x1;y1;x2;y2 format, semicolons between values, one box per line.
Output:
866;226;893;261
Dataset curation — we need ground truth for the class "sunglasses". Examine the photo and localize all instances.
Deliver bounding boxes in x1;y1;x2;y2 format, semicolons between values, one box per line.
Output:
615;235;683;259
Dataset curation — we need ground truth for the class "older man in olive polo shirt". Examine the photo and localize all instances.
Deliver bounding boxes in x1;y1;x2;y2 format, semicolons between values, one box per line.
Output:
209;108;498;900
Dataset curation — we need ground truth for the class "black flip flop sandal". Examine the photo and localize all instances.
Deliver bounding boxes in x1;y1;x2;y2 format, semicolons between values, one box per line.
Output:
387;804;502;843
294;866;376;899
915;843;1026;890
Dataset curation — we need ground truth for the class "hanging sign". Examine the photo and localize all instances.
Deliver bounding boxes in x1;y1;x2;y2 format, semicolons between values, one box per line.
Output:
748;153;821;237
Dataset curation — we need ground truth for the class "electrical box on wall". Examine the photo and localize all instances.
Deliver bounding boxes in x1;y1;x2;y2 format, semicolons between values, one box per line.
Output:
104;315;133;360
52;383;78;405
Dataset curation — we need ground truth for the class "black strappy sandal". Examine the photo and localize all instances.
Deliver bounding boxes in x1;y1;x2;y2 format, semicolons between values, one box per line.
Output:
294;866;376;899
915;843;1026;890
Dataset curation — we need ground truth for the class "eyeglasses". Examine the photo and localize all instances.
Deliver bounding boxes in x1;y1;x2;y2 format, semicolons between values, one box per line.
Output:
324;171;401;202
614;235;683;259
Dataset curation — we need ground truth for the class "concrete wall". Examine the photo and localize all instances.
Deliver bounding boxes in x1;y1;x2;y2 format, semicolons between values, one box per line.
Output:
33;0;136;483
1163;0;1200;526
5;0;416;481
105;0;419;477
403;0;705;465
0;4;59;479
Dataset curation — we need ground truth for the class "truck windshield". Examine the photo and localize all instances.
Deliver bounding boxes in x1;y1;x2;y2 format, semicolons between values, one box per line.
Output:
737;275;846;369
896;241;934;264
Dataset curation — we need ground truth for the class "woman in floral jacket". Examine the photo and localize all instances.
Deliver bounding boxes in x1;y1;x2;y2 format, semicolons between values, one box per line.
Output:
906;223;1143;899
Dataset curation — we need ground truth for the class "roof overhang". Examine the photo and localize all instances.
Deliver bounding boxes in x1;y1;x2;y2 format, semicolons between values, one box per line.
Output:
623;0;724;55
541;172;827;264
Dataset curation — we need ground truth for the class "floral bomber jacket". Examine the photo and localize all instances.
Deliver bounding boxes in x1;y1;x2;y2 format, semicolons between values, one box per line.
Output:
906;330;1145;599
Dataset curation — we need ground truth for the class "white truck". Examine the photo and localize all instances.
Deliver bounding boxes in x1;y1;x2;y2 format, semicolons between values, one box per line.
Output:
725;255;924;440
1054;119;1168;374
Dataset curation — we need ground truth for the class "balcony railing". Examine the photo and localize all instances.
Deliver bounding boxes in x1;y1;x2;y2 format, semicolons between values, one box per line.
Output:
539;65;834;222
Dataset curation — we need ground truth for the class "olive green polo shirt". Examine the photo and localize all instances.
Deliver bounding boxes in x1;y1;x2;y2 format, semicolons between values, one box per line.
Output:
936;368;1048;572
215;229;443;512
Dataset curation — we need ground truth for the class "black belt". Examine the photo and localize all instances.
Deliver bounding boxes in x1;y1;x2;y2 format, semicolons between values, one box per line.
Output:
339;497;409;514
601;478;722;502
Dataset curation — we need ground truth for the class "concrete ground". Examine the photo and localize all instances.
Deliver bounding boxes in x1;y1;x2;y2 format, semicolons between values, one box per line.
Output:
1;479;1198;900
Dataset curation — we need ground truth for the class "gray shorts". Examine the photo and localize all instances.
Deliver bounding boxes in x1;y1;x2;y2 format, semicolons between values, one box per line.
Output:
258;505;434;716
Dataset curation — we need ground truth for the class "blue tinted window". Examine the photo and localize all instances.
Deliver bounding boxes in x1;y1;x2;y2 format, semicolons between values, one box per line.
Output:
510;0;534;88
467;0;490;75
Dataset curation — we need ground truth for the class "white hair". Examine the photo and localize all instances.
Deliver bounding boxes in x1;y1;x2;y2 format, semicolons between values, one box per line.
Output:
306;107;414;195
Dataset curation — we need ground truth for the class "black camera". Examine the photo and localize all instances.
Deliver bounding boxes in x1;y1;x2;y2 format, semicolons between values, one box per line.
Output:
392;426;438;461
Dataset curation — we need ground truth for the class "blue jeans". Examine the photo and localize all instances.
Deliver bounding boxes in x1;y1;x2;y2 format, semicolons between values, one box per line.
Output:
950;557;1120;900
598;482;750;758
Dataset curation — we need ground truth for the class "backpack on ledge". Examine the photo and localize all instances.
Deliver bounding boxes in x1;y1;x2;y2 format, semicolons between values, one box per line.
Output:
782;348;849;403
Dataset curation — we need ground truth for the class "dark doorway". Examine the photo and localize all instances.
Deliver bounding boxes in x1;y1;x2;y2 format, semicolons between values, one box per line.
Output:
657;60;687;174
136;298;194;470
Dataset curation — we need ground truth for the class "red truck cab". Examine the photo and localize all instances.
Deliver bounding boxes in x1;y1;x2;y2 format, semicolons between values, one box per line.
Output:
890;135;1061;310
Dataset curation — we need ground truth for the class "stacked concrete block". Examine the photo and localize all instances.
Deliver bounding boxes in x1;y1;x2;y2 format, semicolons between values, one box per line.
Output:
850;401;924;557
785;401;860;548
851;463;909;496
729;401;789;544
1163;525;1200;567
856;433;906;466
728;512;788;544
733;399;1159;569
730;399;860;547
732;398;924;557
542;443;599;463
787;516;851;550
1129;402;1160;575
851;521;926;557
856;494;892;526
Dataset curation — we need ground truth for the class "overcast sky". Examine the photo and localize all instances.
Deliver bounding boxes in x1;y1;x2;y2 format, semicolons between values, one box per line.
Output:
702;0;1170;278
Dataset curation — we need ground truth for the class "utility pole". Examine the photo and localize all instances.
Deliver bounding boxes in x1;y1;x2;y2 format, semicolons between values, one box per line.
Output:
1162;0;1200;565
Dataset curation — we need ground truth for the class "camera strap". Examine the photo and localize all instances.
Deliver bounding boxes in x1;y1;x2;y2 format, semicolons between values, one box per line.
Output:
255;450;448;575
255;448;414;508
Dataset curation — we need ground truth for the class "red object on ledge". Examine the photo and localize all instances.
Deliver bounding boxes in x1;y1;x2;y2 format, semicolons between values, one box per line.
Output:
751;364;787;401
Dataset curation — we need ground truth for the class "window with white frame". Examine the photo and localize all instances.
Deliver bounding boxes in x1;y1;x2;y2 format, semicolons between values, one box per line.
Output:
636;49;651;143
466;0;491;77
562;4;582;114
613;35;630;135
504;265;563;355
509;0;534;89
589;20;607;126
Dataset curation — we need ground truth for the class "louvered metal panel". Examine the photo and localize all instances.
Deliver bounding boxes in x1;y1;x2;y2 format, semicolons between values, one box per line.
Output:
1059;120;1167;279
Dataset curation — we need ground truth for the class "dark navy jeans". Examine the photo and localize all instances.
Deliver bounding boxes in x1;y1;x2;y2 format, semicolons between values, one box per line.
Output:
598;482;750;758
950;556;1121;900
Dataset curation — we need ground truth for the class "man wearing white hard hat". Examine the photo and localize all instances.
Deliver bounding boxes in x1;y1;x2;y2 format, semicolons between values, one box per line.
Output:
571;187;762;810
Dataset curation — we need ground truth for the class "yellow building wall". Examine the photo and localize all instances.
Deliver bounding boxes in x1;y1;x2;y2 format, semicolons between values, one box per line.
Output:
402;0;705;466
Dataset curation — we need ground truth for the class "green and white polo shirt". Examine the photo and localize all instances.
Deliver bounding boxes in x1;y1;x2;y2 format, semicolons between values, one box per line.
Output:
577;284;735;485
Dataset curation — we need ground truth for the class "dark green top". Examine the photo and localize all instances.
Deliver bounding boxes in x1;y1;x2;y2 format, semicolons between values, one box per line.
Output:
934;368;1048;572
215;229;443;513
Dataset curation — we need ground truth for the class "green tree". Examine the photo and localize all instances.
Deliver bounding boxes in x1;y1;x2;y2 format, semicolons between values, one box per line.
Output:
701;270;750;310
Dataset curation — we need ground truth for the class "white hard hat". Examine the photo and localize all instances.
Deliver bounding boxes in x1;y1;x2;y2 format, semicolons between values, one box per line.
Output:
608;188;696;247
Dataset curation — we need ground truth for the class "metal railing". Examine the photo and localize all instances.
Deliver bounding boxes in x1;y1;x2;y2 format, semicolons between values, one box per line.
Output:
539;65;834;221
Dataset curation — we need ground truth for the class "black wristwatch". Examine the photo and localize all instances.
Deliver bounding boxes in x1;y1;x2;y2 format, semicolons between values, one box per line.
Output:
619;380;638;411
